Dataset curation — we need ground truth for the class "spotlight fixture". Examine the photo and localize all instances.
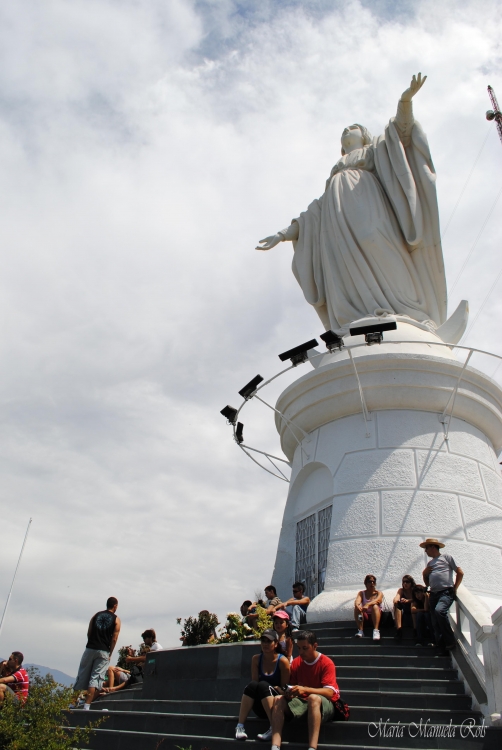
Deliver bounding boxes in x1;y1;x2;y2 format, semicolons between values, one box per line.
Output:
278;339;319;366
220;405;238;425
235;422;244;444
320;330;344;352
238;374;264;400
349;317;397;346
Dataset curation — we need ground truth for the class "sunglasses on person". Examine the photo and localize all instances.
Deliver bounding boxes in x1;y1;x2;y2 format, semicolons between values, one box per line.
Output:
366;578;376;584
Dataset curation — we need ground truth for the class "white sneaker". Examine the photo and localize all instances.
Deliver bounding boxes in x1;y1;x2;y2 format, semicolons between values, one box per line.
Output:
235;724;248;741
257;727;273;741
355;630;364;638
373;629;381;641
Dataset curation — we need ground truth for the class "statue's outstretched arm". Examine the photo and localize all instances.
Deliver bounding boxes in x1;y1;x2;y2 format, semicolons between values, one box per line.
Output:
395;72;427;146
256;221;299;251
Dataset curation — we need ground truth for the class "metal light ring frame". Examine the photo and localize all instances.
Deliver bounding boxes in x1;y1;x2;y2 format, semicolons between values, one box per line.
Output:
231;339;502;481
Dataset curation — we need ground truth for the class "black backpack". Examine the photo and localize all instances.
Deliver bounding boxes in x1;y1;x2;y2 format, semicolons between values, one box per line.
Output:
332;697;350;721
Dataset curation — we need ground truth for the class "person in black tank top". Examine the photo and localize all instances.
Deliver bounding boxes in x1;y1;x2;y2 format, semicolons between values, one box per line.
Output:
87;610;118;652
235;629;290;742
71;597;121;711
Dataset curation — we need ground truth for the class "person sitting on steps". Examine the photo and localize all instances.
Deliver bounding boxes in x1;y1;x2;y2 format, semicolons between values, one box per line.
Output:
269;630;340;750
0;652;29;704
272;610;294;661
235;629;290;742
354;575;382;640
393;575;415;640
411;584;434;647
247;587;282;631
273;581;310;633
100;665;131;693
126;629;163;667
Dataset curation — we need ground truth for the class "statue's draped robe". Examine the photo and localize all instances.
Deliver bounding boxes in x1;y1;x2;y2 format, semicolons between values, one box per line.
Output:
291;118;447;333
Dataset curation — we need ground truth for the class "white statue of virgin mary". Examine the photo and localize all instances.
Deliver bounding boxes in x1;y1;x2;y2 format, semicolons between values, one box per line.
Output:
257;74;458;336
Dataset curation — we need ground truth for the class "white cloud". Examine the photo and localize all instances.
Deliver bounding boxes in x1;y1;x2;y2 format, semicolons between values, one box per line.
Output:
0;0;501;674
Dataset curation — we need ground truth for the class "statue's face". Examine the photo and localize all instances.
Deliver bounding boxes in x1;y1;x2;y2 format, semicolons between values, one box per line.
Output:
341;125;364;152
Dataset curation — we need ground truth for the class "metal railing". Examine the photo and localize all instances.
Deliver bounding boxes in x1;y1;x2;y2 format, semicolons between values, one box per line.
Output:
228;338;502;482
450;584;502;726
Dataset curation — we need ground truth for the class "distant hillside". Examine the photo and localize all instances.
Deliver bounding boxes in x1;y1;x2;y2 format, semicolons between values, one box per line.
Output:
25;663;75;686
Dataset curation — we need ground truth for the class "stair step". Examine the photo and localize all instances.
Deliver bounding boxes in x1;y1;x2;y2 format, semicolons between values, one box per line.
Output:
90;688;471;714
70;717;501;749
74;619;493;749
338;677;465;693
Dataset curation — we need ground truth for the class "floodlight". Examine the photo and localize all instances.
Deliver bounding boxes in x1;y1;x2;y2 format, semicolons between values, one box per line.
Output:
220;405;238;425
320;330;344;352
349;317;397;346
486;110;496;121
278;339;319;366
235;422;244;444
238;374;264;400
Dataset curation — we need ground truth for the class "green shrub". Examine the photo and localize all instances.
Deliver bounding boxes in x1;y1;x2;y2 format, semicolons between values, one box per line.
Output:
177;611;219;646
217;607;272;643
0;667;104;749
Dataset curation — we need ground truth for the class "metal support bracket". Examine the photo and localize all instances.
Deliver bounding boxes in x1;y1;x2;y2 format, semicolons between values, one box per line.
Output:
254;394;311;460
439;349;473;440
348;348;371;437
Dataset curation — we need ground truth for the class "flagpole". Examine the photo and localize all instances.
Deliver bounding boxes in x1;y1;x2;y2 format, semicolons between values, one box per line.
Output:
0;518;32;642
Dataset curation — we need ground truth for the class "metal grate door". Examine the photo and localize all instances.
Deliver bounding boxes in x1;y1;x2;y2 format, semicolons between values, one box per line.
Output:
317;505;332;594
295;513;316;600
295;506;332;599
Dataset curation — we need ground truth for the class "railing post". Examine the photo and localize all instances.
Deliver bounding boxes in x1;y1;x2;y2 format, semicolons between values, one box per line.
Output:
477;621;502;726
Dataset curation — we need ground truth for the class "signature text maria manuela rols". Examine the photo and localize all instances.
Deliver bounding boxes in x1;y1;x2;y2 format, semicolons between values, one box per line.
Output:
368;718;486;739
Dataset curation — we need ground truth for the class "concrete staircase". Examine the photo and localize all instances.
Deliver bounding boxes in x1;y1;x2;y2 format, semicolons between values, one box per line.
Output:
69;621;502;749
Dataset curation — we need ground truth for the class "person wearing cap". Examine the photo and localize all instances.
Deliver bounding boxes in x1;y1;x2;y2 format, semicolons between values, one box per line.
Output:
272;610;294;661
420;538;464;651
235;628;290;742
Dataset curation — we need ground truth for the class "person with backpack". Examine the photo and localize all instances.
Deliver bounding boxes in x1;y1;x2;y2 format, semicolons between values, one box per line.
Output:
269;630;348;750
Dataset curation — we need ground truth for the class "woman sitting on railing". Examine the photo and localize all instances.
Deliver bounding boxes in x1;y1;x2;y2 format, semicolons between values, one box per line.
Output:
235;629;290;742
411;585;434;647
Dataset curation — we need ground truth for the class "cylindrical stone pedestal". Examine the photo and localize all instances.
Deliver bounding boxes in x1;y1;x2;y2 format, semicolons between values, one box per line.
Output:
271;321;502;620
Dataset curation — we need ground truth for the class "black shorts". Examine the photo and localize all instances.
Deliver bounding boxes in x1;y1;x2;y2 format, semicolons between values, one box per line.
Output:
243;680;280;718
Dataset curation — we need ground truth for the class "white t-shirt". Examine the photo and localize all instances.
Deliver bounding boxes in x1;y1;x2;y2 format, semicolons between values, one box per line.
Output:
149;641;162;651
118;670;130;684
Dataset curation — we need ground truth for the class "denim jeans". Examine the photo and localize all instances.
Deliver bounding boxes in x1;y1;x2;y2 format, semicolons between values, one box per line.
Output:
286;604;308;630
429;589;456;648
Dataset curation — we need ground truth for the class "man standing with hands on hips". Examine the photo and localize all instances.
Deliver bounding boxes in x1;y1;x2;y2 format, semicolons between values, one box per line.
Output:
421;539;463;653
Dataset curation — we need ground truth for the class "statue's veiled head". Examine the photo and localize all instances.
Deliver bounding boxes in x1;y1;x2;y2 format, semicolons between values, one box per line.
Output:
341;123;372;155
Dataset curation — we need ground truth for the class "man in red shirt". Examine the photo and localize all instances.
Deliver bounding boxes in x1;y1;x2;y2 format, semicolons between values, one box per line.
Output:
270;630;339;750
0;651;29;703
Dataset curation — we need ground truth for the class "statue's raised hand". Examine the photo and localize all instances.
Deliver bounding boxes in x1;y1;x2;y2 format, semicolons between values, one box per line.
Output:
256;234;282;251
401;72;427;102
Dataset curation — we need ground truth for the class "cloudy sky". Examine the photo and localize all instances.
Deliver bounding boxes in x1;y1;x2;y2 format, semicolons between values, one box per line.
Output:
0;0;501;676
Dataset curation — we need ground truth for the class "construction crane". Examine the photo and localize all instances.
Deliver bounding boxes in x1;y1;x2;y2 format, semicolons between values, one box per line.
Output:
486;85;502;145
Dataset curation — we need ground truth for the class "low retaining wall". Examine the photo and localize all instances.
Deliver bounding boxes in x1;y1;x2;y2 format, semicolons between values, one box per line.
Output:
142;641;261;701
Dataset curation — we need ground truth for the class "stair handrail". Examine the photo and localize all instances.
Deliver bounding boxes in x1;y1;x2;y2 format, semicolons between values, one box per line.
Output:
448;583;502;726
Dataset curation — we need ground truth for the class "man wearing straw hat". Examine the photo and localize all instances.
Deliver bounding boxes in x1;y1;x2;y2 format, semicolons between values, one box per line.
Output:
420;538;464;652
